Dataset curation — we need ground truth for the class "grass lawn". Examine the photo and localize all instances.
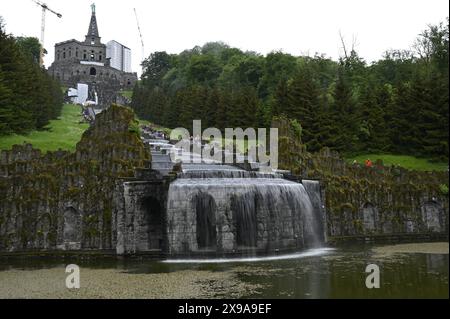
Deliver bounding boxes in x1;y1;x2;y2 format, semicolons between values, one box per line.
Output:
0;104;169;153
119;90;133;99
0;104;89;153
347;154;448;171
137;118;151;126
139;120;172;135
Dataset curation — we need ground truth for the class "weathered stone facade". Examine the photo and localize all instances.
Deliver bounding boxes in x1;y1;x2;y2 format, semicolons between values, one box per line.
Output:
113;178;170;255
273;116;449;242
309;149;449;240
0;105;150;253
277;143;449;241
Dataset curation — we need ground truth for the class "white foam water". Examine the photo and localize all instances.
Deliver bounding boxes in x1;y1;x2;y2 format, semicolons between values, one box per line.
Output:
162;247;335;264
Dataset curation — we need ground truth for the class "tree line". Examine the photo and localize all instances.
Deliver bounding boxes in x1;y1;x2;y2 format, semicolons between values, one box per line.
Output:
0;18;63;136
131;19;449;161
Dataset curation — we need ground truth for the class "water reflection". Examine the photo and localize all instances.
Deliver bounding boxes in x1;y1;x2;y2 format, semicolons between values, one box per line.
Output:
0;244;448;298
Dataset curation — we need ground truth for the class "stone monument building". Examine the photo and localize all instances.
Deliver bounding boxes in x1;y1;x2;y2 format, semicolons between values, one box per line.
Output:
47;4;137;107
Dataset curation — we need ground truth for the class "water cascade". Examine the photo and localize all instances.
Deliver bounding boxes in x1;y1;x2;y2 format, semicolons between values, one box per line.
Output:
166;164;325;256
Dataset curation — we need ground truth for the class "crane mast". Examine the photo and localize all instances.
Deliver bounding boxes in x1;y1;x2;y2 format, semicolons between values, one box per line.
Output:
31;0;62;66
134;8;145;65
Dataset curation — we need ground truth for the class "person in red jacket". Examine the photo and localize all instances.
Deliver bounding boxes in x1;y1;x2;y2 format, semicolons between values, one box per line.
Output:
365;159;373;168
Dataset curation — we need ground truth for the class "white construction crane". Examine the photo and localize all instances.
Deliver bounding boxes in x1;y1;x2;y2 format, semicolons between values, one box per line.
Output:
31;0;62;66
133;8;145;65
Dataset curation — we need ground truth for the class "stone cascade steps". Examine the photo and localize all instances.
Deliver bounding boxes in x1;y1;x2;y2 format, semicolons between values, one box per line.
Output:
152;153;172;162
151;151;175;176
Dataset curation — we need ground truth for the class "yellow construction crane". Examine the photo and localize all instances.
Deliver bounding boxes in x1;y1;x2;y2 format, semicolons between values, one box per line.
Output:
31;0;62;66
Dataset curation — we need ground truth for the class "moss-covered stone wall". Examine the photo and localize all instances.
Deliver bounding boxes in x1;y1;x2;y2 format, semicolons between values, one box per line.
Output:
274;119;449;240
0;104;150;252
309;149;448;238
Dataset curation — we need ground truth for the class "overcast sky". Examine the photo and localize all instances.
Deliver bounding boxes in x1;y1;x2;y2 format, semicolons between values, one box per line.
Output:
1;0;448;76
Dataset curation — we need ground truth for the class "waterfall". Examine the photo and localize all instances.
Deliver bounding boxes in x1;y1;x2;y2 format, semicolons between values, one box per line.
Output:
231;192;258;247
302;180;326;245
194;193;217;249
166;173;324;255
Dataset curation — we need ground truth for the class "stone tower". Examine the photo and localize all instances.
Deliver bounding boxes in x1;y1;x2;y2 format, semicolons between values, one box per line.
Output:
86;3;101;45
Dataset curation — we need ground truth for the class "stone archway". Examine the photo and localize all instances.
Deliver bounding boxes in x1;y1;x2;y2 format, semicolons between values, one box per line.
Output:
63;207;81;249
193;193;217;249
362;203;378;232
140;197;164;250
422;201;443;232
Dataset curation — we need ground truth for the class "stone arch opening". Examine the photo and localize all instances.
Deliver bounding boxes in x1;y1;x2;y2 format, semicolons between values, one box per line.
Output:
231;194;258;247
362;203;377;232
90;67;97;76
141;197;164;250
193;193;217;249
422;201;442;232
63;207;81;249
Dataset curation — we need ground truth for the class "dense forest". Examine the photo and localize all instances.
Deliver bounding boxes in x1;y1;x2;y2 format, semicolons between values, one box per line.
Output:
0;18;63;136
132;19;449;161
